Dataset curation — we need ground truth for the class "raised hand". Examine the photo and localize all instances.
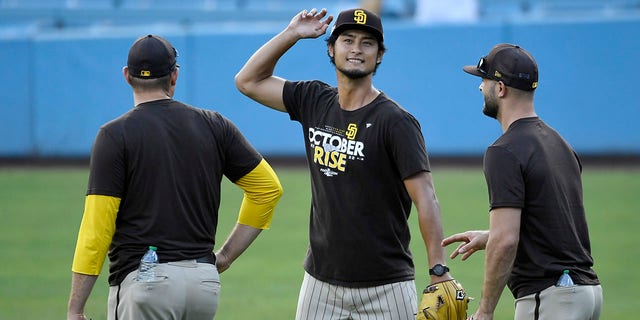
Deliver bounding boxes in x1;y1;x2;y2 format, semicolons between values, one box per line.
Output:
287;8;334;39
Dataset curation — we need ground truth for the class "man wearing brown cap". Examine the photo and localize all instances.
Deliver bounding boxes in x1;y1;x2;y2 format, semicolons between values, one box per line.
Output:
442;44;603;320
236;8;467;319
67;34;283;320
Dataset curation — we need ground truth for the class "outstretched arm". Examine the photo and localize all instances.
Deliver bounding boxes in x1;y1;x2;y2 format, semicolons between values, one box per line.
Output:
235;8;333;111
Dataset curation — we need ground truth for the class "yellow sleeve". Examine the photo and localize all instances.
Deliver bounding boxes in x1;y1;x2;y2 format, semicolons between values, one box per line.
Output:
234;159;283;229
71;195;120;275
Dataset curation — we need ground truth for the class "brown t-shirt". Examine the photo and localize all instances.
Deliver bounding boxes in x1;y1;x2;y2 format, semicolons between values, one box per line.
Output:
483;117;600;298
284;80;431;287
87;99;261;285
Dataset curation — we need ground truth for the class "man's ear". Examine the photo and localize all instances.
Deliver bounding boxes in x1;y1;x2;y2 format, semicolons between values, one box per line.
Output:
377;51;384;64
171;68;179;86
497;81;507;98
123;66;132;85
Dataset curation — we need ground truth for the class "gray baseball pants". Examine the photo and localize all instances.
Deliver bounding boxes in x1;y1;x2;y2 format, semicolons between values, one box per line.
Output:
108;260;220;320
295;272;418;320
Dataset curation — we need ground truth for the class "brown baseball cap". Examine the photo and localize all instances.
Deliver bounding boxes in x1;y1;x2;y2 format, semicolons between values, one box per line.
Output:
463;43;538;91
331;8;383;42
127;34;178;79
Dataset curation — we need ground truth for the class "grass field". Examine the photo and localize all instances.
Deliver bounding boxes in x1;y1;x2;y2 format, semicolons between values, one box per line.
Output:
0;164;638;319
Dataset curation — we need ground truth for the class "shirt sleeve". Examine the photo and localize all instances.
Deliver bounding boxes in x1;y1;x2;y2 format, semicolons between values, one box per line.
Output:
483;145;525;210
71;194;120;275
87;126;126;197
217;112;263;183
388;112;431;178
283;80;335;123
234;159;283;229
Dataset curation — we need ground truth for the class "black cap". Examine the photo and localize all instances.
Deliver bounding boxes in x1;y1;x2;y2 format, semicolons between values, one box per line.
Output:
127;34;178;79
463;43;538;91
331;8;383;42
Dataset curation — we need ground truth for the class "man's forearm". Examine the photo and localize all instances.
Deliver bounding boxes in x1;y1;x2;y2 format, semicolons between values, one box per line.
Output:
235;27;299;86
68;272;98;319
215;224;262;272
478;233;517;315
478;207;521;315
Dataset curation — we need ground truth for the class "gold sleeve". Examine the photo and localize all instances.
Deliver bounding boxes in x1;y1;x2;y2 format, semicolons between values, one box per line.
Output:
234;159;283;229
71;194;120;275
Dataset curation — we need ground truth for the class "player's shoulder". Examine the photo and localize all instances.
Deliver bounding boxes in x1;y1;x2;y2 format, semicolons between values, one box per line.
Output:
374;93;418;120
287;79;336;95
99;107;136;131
169;100;224;120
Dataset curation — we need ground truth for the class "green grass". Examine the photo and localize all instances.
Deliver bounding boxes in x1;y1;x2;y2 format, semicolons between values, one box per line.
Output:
0;165;638;319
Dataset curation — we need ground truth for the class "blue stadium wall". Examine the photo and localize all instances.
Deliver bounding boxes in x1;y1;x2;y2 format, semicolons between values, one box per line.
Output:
2;18;639;158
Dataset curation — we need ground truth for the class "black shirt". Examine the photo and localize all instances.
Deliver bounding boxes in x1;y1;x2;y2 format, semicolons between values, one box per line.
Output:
88;99;262;285
283;80;431;287
483;117;600;298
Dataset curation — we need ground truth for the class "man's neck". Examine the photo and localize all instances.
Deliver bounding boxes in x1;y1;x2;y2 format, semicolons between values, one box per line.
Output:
133;91;171;107
336;77;379;111
498;101;537;132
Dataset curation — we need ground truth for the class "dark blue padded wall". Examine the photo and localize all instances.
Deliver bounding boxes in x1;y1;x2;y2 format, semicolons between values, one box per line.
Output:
2;38;32;155
2;18;639;157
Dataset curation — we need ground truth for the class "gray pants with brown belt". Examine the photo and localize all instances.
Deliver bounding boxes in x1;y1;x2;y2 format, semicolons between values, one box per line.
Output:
108;260;220;320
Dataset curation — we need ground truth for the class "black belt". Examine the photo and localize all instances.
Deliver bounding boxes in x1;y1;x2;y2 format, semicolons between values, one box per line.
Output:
195;253;216;265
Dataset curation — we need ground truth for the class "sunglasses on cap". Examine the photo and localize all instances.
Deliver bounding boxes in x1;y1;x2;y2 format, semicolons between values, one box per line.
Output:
476;56;502;82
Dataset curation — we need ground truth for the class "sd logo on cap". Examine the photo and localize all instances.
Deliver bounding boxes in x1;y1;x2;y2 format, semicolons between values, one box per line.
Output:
331;8;384;42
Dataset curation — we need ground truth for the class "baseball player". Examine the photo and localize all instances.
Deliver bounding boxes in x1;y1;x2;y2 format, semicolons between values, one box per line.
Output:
67;34;283;320
443;43;602;320
235;8;469;319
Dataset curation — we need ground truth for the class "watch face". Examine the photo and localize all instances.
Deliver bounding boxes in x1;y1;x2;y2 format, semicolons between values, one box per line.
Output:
430;264;448;276
433;265;445;275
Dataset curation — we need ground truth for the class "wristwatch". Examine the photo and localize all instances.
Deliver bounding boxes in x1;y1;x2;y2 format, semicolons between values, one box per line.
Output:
429;264;450;276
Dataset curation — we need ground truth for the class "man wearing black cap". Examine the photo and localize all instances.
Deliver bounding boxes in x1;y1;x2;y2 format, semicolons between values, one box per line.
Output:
442;44;603;320
236;8;466;319
67;34;283;320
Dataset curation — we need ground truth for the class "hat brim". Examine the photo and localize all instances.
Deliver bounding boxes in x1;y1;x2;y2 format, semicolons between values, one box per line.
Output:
462;65;485;78
332;24;383;42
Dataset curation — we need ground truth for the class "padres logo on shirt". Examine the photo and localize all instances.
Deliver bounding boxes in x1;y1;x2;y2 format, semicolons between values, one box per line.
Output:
354;10;367;24
308;123;365;174
346;123;358;140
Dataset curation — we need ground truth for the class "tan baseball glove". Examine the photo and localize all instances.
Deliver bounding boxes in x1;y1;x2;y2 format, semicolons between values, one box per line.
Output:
416;279;472;320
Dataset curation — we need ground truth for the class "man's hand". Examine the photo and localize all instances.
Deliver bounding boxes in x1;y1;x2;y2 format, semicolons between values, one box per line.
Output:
442;230;489;261
215;251;231;274
287;8;334;39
